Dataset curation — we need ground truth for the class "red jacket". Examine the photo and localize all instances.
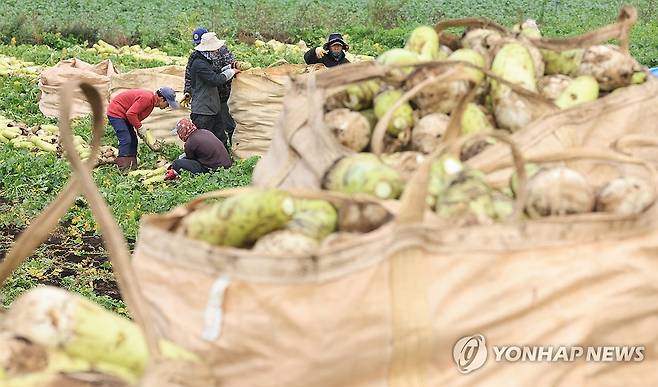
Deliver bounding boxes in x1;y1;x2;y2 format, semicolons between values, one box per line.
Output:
107;89;159;129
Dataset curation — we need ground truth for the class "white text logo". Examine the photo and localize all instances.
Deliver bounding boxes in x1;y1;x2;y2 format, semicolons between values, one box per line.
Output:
453;334;645;374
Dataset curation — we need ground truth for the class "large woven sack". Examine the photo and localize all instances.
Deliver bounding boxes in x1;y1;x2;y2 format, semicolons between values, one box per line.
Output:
469;77;658;185
109;65;188;144
3;83;658;386
228;64;324;159
376;139;658;387
251;59;552;190
252;6;644;191
129;136;658;387
38;58;117;119
464;7;658;178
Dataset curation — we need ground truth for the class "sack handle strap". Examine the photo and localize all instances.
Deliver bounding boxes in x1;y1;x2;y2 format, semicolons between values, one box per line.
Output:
395;131;528;225
434;6;637;54
612;134;658;156
483;146;658;182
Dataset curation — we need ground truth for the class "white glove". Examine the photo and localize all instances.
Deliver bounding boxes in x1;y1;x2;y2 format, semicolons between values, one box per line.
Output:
221;64;231;72
221;68;237;81
315;46;328;58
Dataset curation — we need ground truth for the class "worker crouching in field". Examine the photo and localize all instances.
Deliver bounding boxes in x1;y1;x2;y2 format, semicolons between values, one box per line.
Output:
107;87;178;170
164;118;232;180
304;32;350;68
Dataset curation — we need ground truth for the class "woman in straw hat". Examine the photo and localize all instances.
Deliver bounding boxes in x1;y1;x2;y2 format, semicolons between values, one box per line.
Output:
187;32;240;151
182;27;238;149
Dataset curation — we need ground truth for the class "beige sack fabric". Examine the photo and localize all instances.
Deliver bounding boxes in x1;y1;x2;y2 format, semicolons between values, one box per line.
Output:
109;65;188;144
132;207;658;387
132;146;658;387
229;64;325;159
38;58;118;119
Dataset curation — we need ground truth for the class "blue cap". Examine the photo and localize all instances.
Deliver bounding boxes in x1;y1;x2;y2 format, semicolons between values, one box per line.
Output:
157;87;179;109
193;27;208;46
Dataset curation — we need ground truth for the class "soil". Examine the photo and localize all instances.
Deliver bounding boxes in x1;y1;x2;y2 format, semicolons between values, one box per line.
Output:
0;224;123;301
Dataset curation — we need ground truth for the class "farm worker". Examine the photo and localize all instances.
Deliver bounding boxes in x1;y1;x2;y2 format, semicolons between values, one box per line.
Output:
182;27;238;150
164;118;232;180
186;32;240;152
106;87;178;171
304;32;350;68
181;27;208;107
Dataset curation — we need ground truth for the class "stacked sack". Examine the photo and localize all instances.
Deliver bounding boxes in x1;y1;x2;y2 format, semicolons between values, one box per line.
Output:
125;138;658;387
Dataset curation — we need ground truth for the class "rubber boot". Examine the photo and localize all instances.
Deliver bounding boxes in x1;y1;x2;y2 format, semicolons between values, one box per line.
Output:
115;156;138;171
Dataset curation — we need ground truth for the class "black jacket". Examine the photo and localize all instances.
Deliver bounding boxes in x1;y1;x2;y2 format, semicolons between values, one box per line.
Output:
184;46;235;102
188;51;233;116
304;47;350;68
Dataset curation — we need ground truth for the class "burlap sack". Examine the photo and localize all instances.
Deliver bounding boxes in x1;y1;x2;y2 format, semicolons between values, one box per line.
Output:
229;64;325;159
38;58;117;119
251;60;553;190
109;65;188;144
130;142;658;387
468;76;658;185
449;6;658;181
252;6;644;191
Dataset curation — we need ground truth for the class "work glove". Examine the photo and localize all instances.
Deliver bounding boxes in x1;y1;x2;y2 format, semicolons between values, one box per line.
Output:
136;127;163;152
164;168;178;181
315;46;328;58
221;68;240;81
179;93;191;108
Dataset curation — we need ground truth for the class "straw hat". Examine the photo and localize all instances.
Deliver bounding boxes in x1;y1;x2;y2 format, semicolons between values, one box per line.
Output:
195;32;226;51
